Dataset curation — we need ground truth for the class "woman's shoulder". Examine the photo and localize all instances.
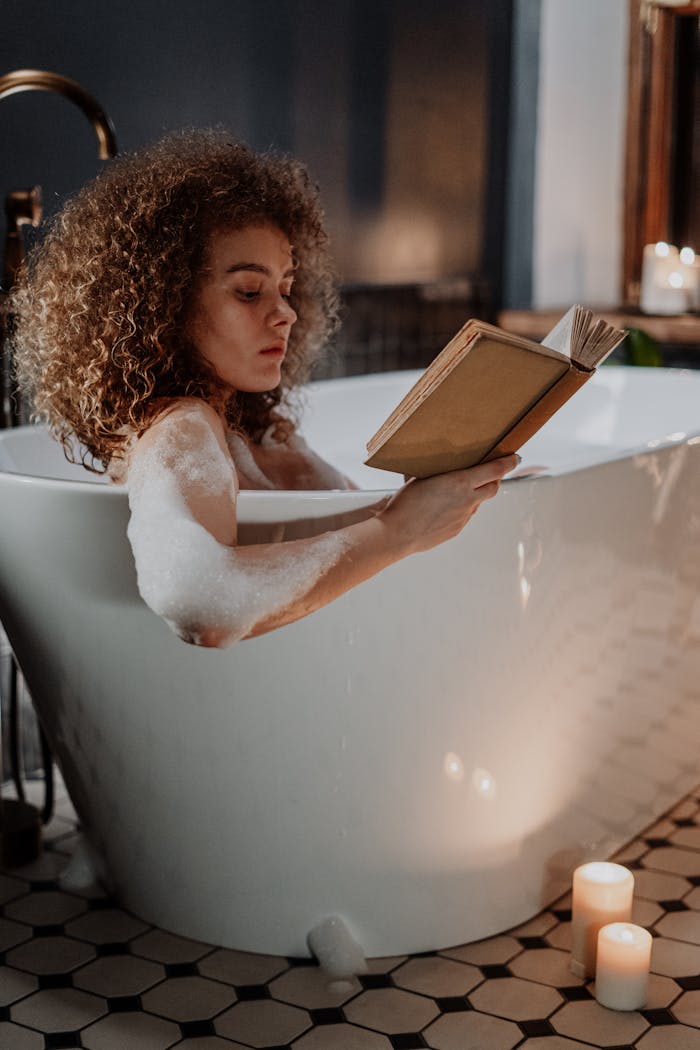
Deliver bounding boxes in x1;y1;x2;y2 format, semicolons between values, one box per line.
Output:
147;396;225;433
127;397;234;480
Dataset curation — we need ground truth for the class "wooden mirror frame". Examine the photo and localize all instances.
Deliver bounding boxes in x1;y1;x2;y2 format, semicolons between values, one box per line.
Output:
623;0;700;305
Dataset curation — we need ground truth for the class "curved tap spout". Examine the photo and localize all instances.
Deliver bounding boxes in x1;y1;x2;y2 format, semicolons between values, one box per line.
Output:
0;68;117;158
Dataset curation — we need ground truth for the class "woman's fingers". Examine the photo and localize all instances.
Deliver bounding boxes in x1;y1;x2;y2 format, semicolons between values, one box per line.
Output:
469;454;519;489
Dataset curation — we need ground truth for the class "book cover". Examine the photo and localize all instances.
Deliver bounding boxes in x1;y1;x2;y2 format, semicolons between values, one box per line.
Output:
365;307;627;478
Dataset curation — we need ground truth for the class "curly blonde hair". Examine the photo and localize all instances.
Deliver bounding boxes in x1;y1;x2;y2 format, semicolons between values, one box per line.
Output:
11;128;339;471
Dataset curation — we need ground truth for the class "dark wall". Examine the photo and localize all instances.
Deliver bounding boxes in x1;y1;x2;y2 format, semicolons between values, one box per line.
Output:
0;0;515;292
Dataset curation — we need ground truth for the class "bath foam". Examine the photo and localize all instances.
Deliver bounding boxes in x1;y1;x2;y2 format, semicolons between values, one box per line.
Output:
127;404;349;645
225;431;275;489
307;915;368;977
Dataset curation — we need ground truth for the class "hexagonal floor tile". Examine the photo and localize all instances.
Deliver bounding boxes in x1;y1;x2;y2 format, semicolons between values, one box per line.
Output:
294;1023;392;1049
671;826;700;851
65;907;149;945
646;973;683;1009
637;1026;700;1050
197;947;288;986
517;1039;594;1050
343;987;439;1034
73;954;166;997
11;987;107;1032
0;916;32;953
129;928;213;965
633;869;692;902
632;897;664;928
551;999;648;1046
670;799;700;821
7;934;95;975
269;965;361;1009
508;912;558;938
173;1039;249;1050
469;976;562;1021
365;955;407;974
0;966;38;1006
613;840;650;865
0;1022;44;1049
672;988;700;1026
216;999;310;1047
81;1010;181;1050
656;910;700;945
4;890;87;926
442;935;521;966
142;974;236;1022
651;935;700;977
643;847;700;878
0;873;29;906
509;947;585;988
424;1010;522;1050
546;922;572;952
392;955;481;998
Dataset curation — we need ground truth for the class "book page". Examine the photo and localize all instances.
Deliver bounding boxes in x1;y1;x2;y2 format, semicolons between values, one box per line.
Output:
540;306;577;357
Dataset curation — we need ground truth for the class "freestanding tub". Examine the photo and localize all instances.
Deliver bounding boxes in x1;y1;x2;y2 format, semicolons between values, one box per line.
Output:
1;365;700;958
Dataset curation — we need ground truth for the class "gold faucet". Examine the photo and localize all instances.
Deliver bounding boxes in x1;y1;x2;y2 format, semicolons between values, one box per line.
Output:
0;68;117;158
0;68;118;427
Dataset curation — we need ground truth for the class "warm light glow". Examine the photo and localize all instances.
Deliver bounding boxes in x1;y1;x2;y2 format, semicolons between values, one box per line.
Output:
472;767;497;800
654;241;670;257
579;862;631;885
680;246;696;266
668;271;684;289
443;752;464;781
520;577;531;608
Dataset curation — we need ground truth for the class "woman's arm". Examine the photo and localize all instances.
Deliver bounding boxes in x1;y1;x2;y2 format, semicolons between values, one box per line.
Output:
126;399;516;648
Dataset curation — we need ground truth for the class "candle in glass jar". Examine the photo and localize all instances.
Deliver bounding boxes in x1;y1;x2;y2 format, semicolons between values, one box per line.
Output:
570;862;634;977
595;923;652;1011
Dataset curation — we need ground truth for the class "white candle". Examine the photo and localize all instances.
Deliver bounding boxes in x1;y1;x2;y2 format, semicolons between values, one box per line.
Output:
640;242;689;315
595;923;652;1011
570;862;634;977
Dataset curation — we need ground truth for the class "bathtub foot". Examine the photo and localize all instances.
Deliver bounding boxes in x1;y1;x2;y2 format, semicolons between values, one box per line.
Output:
307;914;368;977
59;835;108;895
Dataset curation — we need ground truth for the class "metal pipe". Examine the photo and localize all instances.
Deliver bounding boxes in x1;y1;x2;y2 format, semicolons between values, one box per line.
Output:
0;68;118;159
0;69;118;429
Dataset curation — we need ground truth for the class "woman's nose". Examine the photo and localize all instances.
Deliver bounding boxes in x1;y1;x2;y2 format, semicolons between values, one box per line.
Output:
273;296;297;325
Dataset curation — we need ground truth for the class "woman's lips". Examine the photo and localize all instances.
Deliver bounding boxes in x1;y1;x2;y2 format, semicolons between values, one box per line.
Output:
260;345;285;358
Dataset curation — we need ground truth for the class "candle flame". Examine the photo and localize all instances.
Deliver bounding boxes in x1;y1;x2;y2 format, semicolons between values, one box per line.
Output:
580;862;631;884
472;767;497;800
668;271;684;289
443;752;464;781
680;247;695;265
655;241;670;257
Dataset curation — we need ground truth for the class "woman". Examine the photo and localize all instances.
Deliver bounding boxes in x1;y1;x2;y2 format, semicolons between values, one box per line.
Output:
12;129;517;647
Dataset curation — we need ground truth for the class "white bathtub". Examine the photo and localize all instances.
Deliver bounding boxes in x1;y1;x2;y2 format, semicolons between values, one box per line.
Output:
1;365;700;958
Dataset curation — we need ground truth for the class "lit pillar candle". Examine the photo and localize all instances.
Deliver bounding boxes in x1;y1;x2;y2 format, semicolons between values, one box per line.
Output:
595;923;652;1011
570;862;634;977
640;242;688;315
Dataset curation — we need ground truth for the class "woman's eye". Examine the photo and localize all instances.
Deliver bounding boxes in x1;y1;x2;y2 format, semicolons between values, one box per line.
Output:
237;290;260;301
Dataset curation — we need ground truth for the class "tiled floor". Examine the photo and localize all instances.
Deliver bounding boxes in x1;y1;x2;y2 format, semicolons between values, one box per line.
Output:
1;779;700;1049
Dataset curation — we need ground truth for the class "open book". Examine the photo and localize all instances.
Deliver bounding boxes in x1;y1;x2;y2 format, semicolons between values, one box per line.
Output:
365;306;627;478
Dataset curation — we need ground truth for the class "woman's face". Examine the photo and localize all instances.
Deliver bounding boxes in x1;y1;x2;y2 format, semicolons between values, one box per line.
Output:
189;224;297;393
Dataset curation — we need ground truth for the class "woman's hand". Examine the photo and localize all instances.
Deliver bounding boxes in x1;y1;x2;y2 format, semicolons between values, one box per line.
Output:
378;454;519;555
